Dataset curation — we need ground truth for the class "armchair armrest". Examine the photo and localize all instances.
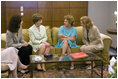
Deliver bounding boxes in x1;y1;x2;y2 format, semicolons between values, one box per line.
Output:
1;64;10;78
98;33;112;66
1;33;6;48
100;33;112;55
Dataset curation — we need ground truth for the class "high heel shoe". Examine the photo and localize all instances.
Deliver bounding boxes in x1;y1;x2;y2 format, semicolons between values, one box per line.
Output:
37;65;43;71
86;62;95;69
37;68;43;71
42;68;46;72
70;66;74;70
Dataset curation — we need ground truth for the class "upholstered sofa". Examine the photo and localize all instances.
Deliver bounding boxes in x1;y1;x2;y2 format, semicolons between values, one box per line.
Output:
1;26;112;77
1;64;10;78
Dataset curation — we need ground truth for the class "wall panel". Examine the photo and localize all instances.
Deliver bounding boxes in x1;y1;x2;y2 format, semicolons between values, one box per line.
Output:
22;8;37;28
1;1;6;33
1;1;88;33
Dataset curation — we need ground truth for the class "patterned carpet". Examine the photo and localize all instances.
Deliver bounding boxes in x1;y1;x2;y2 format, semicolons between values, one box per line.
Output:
16;65;108;78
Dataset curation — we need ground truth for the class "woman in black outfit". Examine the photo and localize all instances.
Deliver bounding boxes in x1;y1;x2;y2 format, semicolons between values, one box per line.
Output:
6;15;32;65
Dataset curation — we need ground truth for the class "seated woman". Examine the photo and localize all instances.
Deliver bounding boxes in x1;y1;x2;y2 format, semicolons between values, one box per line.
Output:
6;15;32;66
55;15;78;69
29;13;51;71
80;16;104;69
80;16;104;54
1;47;28;78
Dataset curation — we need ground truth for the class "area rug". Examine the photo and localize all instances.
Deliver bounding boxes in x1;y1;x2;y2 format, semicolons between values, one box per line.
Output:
17;66;108;78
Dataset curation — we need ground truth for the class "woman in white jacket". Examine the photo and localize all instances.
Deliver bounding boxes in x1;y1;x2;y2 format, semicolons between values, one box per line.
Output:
29;13;51;71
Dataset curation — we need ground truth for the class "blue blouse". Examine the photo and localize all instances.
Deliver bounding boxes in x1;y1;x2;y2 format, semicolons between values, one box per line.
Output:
55;26;79;48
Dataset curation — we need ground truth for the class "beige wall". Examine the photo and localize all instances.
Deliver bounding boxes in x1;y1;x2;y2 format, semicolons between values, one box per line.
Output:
88;1;117;48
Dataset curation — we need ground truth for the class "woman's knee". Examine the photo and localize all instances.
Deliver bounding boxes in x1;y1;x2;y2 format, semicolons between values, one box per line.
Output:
80;45;85;52
63;40;68;44
22;45;32;53
27;45;33;52
8;47;15;50
41;44;46;49
28;45;33;49
45;43;50;47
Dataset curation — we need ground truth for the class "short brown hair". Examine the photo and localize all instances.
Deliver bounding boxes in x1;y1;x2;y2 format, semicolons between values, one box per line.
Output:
32;13;42;23
64;15;75;26
80;16;93;28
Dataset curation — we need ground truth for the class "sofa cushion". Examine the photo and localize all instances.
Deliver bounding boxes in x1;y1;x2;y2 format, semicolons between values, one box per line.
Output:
1;71;9;78
52;26;83;46
1;33;6;48
45;26;52;45
75;26;83;45
52;27;59;46
1;64;9;72
22;29;29;42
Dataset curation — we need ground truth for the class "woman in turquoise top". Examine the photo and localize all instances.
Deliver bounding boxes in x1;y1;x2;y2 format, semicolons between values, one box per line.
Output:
55;15;78;69
55;26;78;48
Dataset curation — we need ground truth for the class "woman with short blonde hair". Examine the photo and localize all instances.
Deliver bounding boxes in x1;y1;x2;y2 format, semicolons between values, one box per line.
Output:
80;16;93;28
80;16;104;54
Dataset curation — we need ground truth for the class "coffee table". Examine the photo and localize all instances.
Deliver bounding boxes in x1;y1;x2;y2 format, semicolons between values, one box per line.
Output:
29;53;103;78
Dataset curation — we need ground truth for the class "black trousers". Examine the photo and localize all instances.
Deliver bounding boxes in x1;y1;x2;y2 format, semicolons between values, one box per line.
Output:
17;45;32;65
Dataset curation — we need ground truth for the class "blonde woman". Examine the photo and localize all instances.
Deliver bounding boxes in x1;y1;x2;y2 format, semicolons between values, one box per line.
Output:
29;13;51;71
80;16;104;54
80;16;104;69
55;15;78;69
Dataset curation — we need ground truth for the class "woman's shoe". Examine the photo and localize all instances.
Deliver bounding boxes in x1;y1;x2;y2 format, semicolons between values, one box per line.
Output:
37;64;43;71
86;62;95;69
37;68;43;71
42;68;46;72
70;66;74;70
59;57;64;61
